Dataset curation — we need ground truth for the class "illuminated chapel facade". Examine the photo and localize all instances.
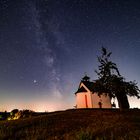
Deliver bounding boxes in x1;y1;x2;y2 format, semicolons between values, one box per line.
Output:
75;75;112;109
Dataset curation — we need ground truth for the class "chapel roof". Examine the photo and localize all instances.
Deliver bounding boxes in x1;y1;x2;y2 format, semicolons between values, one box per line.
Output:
75;86;87;94
82;81;94;91
75;75;95;94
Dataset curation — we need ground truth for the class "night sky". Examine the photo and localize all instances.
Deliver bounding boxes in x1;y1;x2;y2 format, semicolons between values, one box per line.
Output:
0;0;140;112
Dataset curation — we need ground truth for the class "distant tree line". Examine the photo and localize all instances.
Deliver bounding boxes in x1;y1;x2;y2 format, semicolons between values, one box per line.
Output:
0;109;35;121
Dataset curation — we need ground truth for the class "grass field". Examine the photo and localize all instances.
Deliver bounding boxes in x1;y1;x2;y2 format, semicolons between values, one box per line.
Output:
0;109;140;140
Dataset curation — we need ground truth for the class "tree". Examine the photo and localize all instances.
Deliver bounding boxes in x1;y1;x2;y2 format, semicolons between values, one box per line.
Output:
95;47;140;109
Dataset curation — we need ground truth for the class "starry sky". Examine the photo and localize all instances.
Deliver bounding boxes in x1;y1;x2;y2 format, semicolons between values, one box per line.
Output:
0;0;140;112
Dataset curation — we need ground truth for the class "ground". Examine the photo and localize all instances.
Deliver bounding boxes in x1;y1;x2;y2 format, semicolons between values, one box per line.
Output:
0;109;140;140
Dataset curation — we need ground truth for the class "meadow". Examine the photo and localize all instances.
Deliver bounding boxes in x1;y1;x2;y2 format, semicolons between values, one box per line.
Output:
0;109;140;140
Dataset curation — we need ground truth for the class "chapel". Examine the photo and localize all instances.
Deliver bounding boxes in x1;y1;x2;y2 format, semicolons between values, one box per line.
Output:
75;75;112;108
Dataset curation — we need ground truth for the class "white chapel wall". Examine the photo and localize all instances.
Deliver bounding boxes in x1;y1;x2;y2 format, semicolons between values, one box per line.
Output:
92;92;112;108
76;91;92;108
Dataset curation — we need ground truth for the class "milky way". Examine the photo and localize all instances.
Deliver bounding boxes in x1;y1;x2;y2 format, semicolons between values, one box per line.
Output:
0;0;140;111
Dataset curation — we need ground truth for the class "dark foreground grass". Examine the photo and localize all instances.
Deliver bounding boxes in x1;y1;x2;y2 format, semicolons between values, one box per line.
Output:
0;109;140;140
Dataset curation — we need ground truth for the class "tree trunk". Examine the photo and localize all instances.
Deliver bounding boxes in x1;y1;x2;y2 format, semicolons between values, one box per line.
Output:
116;93;130;109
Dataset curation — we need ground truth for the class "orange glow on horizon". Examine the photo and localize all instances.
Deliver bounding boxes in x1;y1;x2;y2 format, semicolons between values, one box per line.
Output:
0;96;139;112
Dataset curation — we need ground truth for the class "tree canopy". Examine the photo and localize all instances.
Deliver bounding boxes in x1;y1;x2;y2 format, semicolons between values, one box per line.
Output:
94;47;140;109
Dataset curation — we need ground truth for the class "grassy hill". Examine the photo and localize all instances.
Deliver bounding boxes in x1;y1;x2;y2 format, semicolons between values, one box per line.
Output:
0;109;140;140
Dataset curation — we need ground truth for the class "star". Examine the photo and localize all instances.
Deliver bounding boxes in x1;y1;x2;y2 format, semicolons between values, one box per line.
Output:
33;80;37;84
